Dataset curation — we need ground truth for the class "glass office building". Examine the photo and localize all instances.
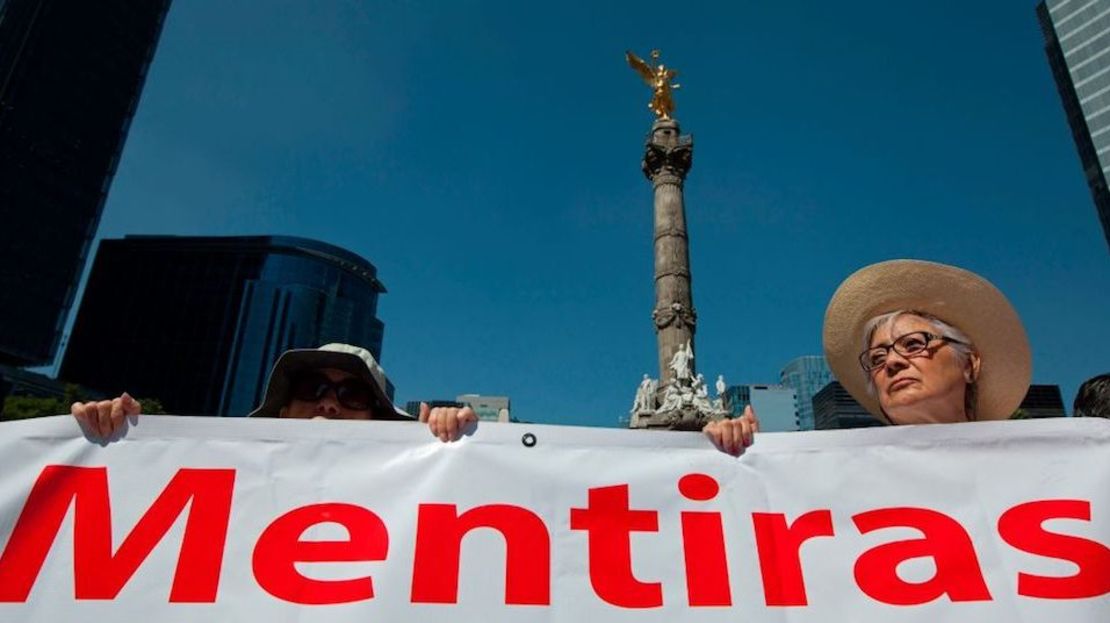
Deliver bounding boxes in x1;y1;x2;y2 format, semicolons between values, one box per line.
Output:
60;236;388;417
722;384;798;433
1039;0;1110;249
810;381;1062;426
1017;384;1067;418
404;395;515;422
812;381;882;430
780;355;834;431
456;394;512;422
0;0;172;365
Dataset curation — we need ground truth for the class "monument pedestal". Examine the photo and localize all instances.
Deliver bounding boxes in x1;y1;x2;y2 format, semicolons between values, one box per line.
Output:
635;406;718;431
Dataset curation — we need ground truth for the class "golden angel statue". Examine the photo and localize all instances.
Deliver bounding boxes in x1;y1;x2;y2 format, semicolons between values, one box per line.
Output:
626;49;680;120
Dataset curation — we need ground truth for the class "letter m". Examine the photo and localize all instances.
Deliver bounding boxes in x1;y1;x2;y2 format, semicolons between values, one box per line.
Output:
0;465;235;602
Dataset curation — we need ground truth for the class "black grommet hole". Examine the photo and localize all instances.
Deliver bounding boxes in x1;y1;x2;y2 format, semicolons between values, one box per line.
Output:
521;433;537;448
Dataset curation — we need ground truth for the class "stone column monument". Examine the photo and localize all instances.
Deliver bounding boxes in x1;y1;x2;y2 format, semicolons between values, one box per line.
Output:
643;119;695;389
626;50;726;430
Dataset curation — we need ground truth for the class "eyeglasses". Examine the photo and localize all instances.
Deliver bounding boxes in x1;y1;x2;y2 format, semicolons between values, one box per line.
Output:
859;331;968;372
289;371;376;411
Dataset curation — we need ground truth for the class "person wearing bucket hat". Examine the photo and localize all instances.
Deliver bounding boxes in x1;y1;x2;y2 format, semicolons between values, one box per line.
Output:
822;259;1031;425
71;343;477;442
248;343;411;420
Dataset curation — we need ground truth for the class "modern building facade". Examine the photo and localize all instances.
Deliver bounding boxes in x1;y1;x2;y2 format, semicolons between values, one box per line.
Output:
60;236;388;417
811;380;1064;426
780;355;834;431
1039;0;1110;249
403;399;465;419
723;384;798;433
404;395;514;422
0;0;173;365
812;381;882;430
457;394;512;422
1016;384;1067;418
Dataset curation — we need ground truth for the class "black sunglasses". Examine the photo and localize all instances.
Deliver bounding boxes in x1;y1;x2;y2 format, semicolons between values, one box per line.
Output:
288;371;377;411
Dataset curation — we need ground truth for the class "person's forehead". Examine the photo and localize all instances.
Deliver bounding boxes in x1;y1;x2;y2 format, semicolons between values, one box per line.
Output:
872;314;934;343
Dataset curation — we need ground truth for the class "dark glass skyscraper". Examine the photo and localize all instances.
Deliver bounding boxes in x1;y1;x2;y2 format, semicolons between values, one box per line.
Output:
1039;0;1110;250
60;236;388;417
1017;384;1067;418
812;381;882;430
813;381;1065;426
780;355;834;431
0;0;172;365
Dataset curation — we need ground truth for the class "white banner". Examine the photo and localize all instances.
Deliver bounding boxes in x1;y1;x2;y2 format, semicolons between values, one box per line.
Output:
0;415;1107;622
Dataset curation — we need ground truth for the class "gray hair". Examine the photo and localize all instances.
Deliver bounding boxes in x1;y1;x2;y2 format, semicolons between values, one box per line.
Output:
861;310;979;420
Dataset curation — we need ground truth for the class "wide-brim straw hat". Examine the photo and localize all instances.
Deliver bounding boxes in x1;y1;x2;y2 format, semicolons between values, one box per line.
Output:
248;343;412;420
823;259;1031;422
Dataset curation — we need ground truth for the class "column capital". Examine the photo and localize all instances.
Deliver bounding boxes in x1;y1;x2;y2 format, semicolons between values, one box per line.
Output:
642;139;693;182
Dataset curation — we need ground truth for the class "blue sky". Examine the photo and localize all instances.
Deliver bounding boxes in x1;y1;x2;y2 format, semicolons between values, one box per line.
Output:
82;1;1108;426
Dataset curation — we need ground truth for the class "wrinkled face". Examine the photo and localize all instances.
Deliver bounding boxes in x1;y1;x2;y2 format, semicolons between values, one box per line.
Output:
869;315;974;425
279;368;375;420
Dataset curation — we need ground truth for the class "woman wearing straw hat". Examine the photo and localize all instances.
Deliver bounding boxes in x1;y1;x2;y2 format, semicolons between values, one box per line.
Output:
825;258;1030;425
704;259;1032;454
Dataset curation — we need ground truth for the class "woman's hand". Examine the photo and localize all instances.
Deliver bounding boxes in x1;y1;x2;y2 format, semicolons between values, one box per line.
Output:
703;405;759;456
71;393;141;439
419;402;479;442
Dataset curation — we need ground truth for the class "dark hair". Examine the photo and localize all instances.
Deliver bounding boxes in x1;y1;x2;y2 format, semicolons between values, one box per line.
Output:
1074;373;1110;418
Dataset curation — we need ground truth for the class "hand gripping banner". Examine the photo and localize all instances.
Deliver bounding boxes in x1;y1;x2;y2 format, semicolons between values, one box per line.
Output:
0;415;1107;622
